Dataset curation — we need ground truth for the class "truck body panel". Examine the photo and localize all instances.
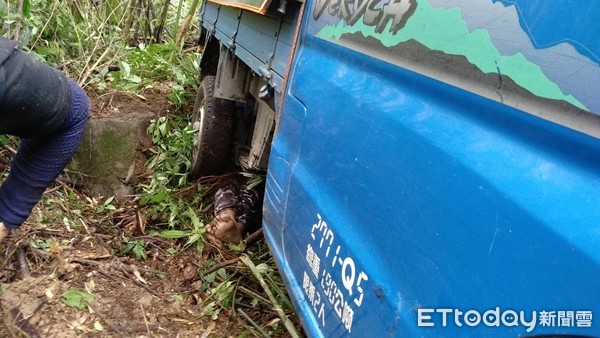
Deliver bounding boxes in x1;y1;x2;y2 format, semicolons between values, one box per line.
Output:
201;2;301;96
199;0;600;336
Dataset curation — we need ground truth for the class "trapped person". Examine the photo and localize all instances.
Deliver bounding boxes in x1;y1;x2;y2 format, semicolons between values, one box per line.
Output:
0;37;89;241
207;175;264;248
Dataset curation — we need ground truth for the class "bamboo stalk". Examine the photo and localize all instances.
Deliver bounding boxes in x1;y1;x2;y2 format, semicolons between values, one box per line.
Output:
240;255;300;338
236;285;272;307
123;0;138;38
132;0;144;44
172;0;184;42
153;0;171;42
144;0;153;42
14;0;24;41
78;44;113;86
175;0;200;46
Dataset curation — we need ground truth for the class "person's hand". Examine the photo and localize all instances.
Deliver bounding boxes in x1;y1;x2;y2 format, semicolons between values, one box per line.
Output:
0;222;10;242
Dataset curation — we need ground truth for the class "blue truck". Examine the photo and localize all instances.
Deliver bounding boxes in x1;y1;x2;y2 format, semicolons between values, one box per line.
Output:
191;0;600;336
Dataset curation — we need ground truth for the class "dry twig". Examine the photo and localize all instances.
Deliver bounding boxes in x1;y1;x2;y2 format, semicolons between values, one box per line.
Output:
203;257;240;275
17;245;29;278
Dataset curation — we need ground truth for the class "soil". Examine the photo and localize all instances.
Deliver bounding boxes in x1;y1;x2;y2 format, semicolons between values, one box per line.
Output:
0;87;300;338
89;84;176;119
0;228;267;337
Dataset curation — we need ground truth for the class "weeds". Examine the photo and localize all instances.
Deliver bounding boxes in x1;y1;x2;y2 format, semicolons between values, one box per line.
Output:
1;0;200;107
139;114;211;250
120;237;148;260
137;101;301;336
145;115;195;189
110;42;199;97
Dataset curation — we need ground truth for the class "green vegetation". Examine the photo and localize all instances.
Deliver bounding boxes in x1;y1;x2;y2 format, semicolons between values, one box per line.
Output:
0;0;201;97
140;114;299;335
62;288;95;309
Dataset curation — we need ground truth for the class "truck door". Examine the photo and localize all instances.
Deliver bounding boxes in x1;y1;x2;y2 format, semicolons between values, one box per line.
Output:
265;0;600;337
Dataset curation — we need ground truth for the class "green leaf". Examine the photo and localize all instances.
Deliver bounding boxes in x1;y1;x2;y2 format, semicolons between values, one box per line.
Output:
99;66;109;77
187;207;203;230
104;196;115;206
255;263;269;274
195;239;205;253
62;289;95;309
226;242;243;252
184;233;200;248
22;0;31;17
119;61;131;77
127;74;142;84
119;241;136;255
204;272;216;283
149;192;166;204
133;242;147;260
159;230;190;239
158;121;168;136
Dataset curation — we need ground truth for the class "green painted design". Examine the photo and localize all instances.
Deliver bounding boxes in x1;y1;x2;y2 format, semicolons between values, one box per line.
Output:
317;0;588;110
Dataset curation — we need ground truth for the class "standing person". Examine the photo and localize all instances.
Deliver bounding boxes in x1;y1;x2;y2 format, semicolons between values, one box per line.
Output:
0;37;89;241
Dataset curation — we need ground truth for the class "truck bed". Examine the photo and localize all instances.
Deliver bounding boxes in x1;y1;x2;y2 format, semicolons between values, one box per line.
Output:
200;1;301;98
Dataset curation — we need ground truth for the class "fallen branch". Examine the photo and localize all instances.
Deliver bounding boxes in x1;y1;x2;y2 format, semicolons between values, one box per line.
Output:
203;257;239;275
29;247;51;258
96;268;167;302
68;257;160;275
243;228;264;250
236;286;272;308
139;302;151;335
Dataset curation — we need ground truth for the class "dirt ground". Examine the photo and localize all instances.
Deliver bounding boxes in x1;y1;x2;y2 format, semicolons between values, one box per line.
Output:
0;238;246;337
89;85;176;119
0;87;300;338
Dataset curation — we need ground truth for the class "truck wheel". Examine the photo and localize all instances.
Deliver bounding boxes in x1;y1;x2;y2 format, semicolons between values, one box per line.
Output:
189;76;235;179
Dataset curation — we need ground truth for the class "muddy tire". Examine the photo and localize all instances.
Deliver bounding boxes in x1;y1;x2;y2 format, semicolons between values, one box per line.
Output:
189;76;236;179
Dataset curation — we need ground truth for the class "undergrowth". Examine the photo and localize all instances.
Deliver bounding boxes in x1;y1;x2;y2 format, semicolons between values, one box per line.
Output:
1;0;200;103
139;115;300;336
0;0;301;336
